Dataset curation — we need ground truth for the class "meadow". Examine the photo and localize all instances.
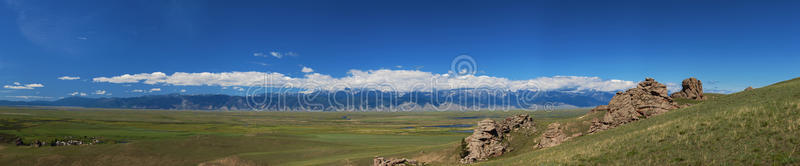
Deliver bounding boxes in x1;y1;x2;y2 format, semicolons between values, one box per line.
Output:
2;78;798;166
0;105;587;165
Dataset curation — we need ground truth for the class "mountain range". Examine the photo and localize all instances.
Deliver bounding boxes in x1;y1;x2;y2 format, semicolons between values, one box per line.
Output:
0;89;615;111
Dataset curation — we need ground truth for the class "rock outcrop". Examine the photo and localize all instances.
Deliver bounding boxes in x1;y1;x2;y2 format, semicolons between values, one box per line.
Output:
460;114;535;164
589;78;679;133
537;123;568;148
460;119;505;164
745;86;754;91
373;157;421;166
671;77;705;100
497;114;535;134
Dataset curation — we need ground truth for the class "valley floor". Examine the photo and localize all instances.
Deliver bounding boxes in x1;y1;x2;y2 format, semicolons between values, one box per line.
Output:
0;106;587;165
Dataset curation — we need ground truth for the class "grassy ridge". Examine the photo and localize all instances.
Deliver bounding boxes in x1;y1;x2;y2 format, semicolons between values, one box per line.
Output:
482;78;800;165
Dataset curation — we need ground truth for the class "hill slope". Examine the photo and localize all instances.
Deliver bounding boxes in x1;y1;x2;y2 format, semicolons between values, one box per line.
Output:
483;78;800;165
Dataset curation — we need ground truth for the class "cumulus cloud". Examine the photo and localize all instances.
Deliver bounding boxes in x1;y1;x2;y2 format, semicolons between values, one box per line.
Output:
5;95;53;100
301;67;314;73
149;88;161;92
254;51;297;59
93;70;637;92
253;52;267;57
131;89;145;93
94;90;106;95
58;76;80;80
69;92;87;96
4;82;44;90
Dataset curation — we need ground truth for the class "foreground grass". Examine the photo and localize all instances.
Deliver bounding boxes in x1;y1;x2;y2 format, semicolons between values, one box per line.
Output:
482;78;800;165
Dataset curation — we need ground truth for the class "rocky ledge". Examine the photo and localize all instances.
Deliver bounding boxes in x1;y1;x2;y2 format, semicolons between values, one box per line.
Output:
589;78;679;133
460;114;535;164
373;157;422;166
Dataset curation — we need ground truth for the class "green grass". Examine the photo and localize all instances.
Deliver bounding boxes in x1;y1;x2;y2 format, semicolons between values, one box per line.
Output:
2;78;795;165
0;105;591;165
481;78;800;165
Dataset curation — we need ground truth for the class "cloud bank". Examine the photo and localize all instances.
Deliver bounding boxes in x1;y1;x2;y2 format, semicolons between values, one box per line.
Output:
58;76;81;80
4;82;44;90
93;69;637;92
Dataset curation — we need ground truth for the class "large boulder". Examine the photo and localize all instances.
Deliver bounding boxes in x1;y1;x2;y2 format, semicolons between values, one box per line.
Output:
497;114;535;134
537;123;568;148
460;114;535;164
373;157;421;166
460;119;505;164
744;86;754;91
671;77;705;100
589;78;679;133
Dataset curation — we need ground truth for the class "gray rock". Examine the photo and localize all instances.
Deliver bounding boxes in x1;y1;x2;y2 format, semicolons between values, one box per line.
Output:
537;123;568;148
671;77;705;100
373;156;421;166
589;78;679;133
460;114;536;164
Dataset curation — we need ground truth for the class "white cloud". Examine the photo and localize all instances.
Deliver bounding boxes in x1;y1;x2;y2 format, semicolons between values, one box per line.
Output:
58;76;80;80
180;89;187;93
4;82;44;90
666;83;681;93
253;52;267;57
69;92;87;96
301;67;314;73
93;72;167;84
5;95;53;100
149;88;161;92
269;52;282;58
94;90;106;95
254;51;297;59
131;89;145;93
93;70;637;92
232;87;244;91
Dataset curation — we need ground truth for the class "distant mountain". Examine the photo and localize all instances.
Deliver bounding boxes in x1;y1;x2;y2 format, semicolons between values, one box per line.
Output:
0;89;615;111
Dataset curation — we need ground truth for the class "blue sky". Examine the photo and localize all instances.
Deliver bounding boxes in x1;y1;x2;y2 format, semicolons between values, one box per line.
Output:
1;0;798;101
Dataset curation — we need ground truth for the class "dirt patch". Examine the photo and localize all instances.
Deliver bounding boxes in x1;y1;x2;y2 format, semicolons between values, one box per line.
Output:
198;156;257;166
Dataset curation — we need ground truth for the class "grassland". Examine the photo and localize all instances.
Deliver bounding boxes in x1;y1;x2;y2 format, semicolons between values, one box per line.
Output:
2;78;798;165
483;78;800;165
0;105;588;165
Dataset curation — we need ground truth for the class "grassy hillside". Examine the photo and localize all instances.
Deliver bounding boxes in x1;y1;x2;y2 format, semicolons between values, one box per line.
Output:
482;78;800;165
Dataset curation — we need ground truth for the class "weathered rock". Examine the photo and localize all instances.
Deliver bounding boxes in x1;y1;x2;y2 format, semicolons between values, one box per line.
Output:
373;157;420;166
589;78;679;133
745;86;754;91
537;123;568;148
497;114;535;134
671;77;705;100
590;105;609;113
460;114;535;164
14;138;23;146
460;119;505;164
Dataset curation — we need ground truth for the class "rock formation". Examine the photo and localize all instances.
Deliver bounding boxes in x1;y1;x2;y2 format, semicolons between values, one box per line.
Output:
373;157;421;166
460;114;535;164
589;78;679;133
745;86;754;91
537;123;568;148
497;114;535;134
671;77;705;100
460;119;505;164
589;105;609;113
